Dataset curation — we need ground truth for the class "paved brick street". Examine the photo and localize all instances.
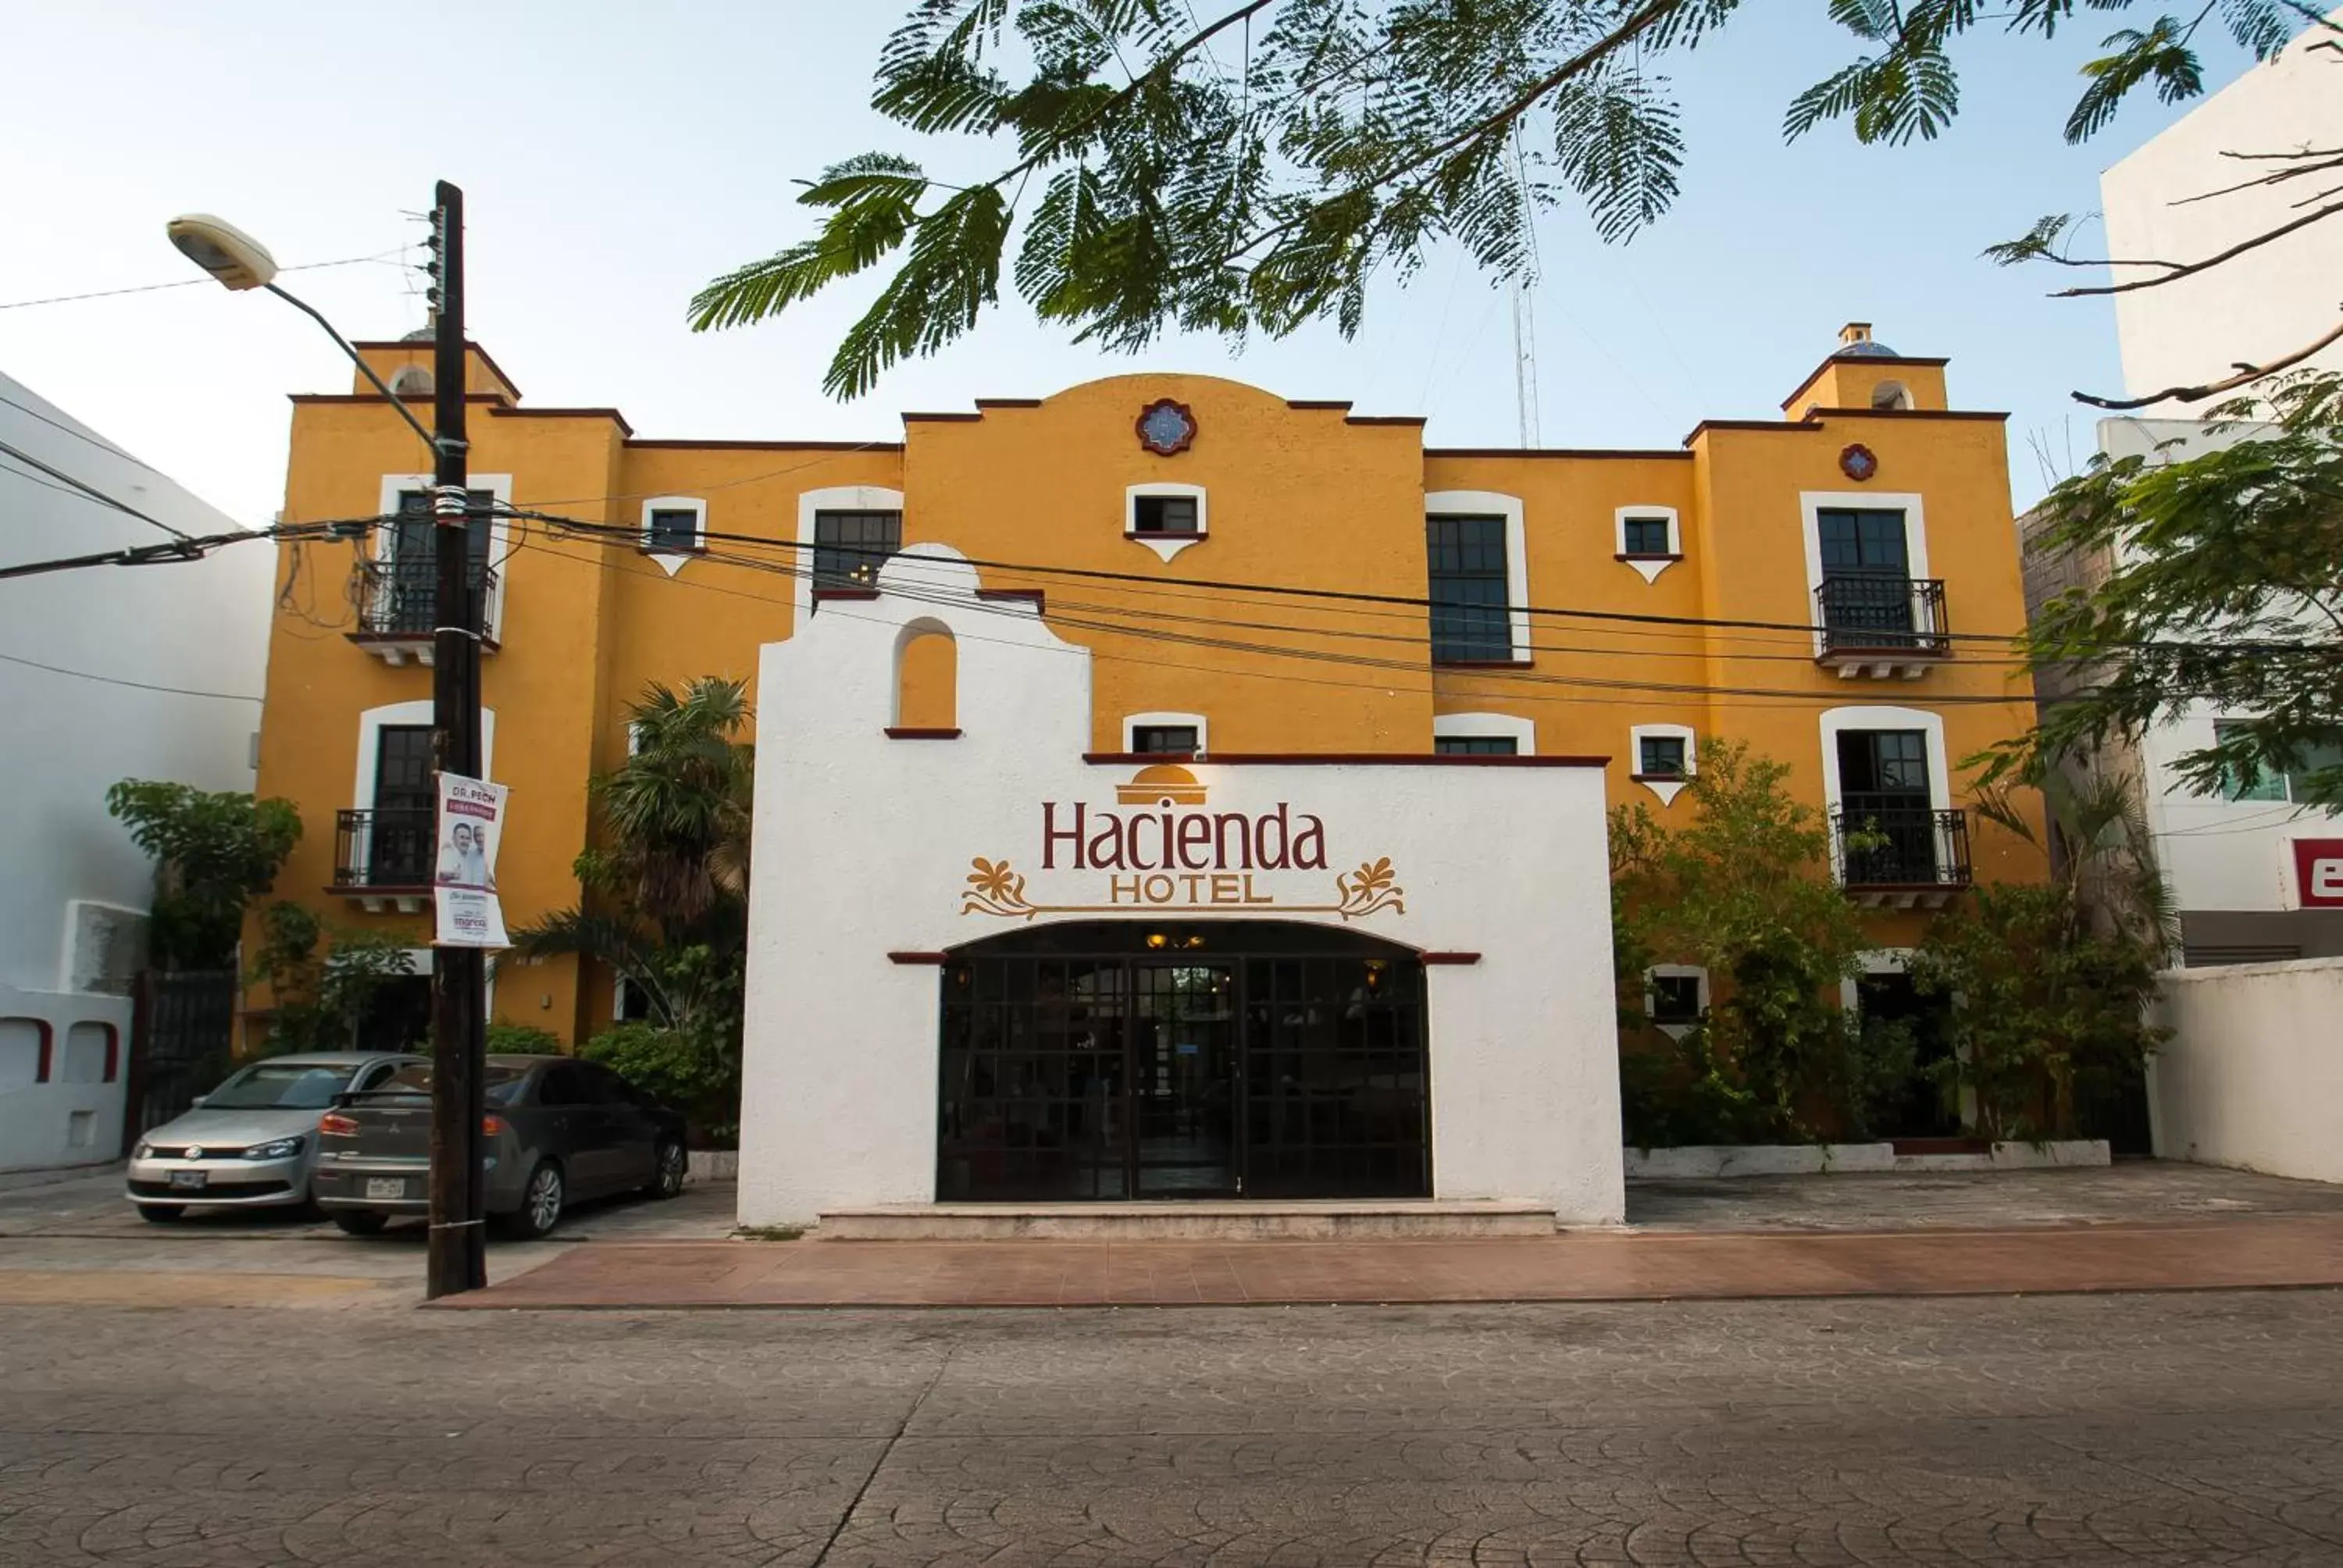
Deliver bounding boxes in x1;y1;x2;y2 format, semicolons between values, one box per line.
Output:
4;1291;2342;1566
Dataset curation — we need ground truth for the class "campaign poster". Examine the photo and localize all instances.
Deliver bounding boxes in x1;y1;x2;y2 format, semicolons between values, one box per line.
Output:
433;773;510;949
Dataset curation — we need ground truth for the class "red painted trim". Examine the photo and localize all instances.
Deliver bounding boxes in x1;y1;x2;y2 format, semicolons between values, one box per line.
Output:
345;631;501;652
902;411;985;422
888;951;950;964
638;543;708;558
350;338;525;397
1808;406;2011;422
291;391;509;408
624;438;903;452
324;883;432;896
1681;418;1825;443
1427;447;1692;461
884;727;963;739
1434;658;1533;670
1421;952;1482;965
1778;353;1951;412
490;406;636;436
974;397;1043;408
101;1024;119;1084
812;587;880;602
1287;399;1353;411
1614;552;1683;564
1123;529;1202;542
974;588;1045;609
1344;415;1427;426
1629;772;1689;784
1082;751;1610;768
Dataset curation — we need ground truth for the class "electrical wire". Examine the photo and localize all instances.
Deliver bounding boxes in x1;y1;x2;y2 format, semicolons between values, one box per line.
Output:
0;249;407;312
0;437;192;540
0;389;169;478
0;647;262;703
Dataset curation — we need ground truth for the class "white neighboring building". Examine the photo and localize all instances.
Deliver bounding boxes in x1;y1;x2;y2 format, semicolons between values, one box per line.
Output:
738;548;1624;1229
2100;12;2343;401
0;371;271;1171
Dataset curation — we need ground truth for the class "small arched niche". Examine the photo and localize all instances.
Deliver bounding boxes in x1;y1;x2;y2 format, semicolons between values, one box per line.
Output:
1870;379;1913;412
390;364;435;397
892;618;959;732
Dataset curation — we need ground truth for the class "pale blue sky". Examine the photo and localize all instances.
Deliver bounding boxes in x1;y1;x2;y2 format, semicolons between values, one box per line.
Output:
0;2;2277;528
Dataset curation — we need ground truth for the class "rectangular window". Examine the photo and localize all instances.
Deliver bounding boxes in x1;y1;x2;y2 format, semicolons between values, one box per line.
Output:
1426;515;1514;662
1816;508;1910;575
369;725;436;886
2211;720;2343;802
812;509;902;590
1130;725;1200;756
1132;495;1199;536
394;488;495;567
645;507;700;553
1649;974;1702;1026
1637;735;1687;778
1435;736;1517;756
1621;517;1672;556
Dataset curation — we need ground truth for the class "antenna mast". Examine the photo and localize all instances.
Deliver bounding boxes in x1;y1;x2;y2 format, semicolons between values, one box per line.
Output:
1507;130;1542;449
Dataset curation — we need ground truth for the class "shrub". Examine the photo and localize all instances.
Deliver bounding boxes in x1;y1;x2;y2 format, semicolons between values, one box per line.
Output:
580;1020;739;1147
486;1022;565;1055
107;781;301;969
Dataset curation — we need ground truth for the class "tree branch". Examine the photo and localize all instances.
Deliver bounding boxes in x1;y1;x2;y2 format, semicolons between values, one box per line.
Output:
2070;315;2343;408
2051;198;2343;295
2173;149;2343;205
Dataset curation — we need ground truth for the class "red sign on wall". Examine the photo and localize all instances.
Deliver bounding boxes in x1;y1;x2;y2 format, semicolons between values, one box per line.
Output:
2292;839;2343;907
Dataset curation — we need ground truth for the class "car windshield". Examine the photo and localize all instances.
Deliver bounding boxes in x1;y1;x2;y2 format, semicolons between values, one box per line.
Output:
201;1061;356;1111
375;1062;531;1107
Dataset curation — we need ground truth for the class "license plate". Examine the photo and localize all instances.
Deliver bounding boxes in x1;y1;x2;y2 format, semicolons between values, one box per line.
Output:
365;1177;407;1199
168;1171;207;1191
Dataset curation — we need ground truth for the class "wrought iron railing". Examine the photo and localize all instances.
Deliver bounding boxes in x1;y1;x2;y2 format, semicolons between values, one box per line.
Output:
352;556;496;639
1832;799;1972;889
332;808;437;890
1815;574;1949;657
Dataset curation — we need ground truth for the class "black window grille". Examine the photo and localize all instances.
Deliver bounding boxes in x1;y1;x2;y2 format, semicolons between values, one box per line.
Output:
645;507;700;553
1621;517;1673;556
1435;735;1517;755
1130;725;1200;755
1637;734;1687;777
1649;974;1702;1025
1427;515;1514;662
813;509;902;590
1132;495;1199;535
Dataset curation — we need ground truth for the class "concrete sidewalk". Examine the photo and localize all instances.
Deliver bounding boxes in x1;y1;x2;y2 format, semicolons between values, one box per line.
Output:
437;1210;2343;1309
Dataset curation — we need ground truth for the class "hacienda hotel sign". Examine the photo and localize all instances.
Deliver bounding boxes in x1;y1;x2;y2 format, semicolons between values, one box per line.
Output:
961;764;1405;921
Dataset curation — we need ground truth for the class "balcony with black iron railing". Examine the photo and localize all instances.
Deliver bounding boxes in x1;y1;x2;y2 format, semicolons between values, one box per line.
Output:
1814;574;1949;679
346;556;498;666
1831;796;1973;907
330;808;437;911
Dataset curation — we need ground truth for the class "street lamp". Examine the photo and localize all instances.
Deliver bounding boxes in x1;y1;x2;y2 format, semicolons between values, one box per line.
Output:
168;191;488;1300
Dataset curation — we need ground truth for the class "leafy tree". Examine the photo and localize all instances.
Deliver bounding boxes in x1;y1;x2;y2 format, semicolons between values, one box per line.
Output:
1987;372;2343;811
1610;739;1911;1142
248;902;417;1054
1907;772;2172;1138
690;0;2319;399
105;781;301;969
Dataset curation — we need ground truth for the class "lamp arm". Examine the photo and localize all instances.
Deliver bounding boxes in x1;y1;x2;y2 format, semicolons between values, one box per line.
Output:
263;283;442;454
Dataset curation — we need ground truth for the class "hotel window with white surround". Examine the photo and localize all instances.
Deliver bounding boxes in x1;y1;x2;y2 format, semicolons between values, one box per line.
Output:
641;497;706;558
1435;735;1517;756
812;508;901;590
1130;724;1200;756
1426;515;1513;661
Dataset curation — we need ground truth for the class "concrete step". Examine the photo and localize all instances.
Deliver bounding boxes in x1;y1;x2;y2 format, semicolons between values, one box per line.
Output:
813;1199;1560;1241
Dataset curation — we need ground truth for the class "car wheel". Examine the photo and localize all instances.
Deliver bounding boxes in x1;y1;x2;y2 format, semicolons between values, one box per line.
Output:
331;1211;390;1236
495;1160;565;1240
645;1139;687;1199
136;1204;184;1224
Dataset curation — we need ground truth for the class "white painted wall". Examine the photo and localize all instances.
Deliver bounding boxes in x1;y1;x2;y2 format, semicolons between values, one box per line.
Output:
739;547;1624;1225
2100;15;2343;403
2151;957;2343;1183
0;370;270;1169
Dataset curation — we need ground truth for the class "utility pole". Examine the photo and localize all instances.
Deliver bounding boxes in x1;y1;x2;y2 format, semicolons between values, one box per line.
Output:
424;180;487;1299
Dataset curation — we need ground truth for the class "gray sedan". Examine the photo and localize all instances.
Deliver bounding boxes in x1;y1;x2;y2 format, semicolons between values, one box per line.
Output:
125;1052;426;1222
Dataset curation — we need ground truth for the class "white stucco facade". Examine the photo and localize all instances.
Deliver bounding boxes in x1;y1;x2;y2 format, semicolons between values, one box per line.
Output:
2152;957;2343;1183
738;549;1624;1226
0;371;271;1170
2100;12;2343;403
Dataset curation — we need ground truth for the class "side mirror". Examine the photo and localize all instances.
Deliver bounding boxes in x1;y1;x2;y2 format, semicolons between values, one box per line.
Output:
190;1095;208;1109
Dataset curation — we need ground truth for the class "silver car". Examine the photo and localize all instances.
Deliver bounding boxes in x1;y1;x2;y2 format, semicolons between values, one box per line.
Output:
126;1052;426;1222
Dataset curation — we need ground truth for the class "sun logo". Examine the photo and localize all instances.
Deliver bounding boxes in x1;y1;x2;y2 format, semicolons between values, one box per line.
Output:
1116;764;1207;807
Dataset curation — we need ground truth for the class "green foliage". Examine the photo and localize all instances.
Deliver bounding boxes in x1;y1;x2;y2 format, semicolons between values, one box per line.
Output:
1610;739;1892;1142
694;0;2315;394
581;1019;740;1148
105;781;301;968
487;1023;565;1055
250;902;416;1054
1982;371;2343;811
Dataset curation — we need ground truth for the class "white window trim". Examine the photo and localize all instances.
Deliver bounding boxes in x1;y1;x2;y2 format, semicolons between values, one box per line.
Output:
379;472;514;640
1798;491;1930;657
1646;964;1709;1041
1628;724;1696;805
1122;711;1208;754
1837;948;1914;1013
1818;706;1952;886
1125;483;1208;564
795;486;905;622
1425;490;1530;664
354;700;497;807
640;495;708;573
1614;505;1683;584
1433;712;1535;756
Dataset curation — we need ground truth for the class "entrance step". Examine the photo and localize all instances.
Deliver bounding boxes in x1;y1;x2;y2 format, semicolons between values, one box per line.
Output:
813;1200;1560;1241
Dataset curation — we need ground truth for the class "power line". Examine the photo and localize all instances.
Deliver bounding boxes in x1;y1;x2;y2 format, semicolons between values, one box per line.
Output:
0;647;261;703
0;250;405;312
0;437;193;540
0;389;169;479
0;515;382;582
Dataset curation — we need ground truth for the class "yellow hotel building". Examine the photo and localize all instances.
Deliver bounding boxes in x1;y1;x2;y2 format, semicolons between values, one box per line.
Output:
248;322;2041;1061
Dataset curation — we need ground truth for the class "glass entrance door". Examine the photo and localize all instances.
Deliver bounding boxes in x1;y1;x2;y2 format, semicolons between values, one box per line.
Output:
1132;964;1237;1196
